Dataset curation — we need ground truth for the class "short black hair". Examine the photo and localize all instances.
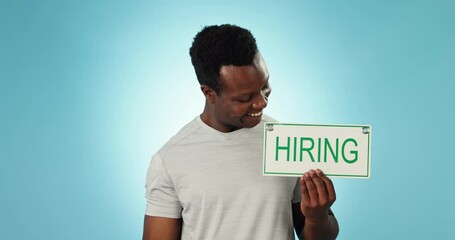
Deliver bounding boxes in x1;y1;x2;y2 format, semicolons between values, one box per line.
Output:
189;24;258;94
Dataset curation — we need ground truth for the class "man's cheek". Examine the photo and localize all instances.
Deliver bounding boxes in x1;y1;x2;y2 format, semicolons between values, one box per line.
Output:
231;106;247;117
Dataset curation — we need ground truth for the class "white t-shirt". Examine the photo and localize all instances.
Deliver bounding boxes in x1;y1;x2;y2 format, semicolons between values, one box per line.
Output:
145;115;301;240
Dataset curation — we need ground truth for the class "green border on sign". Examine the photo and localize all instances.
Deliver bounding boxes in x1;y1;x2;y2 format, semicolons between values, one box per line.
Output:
263;122;371;178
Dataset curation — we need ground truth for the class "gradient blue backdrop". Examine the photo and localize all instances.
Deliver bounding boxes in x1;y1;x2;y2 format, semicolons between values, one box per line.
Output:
1;0;454;239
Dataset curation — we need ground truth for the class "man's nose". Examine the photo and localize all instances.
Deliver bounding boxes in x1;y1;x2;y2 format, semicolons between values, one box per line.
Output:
252;94;268;109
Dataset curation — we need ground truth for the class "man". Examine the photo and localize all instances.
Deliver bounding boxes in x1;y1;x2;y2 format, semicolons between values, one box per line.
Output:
143;24;339;240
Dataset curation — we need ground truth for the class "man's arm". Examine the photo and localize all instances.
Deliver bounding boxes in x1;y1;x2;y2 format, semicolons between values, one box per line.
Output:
142;215;182;240
292;169;339;240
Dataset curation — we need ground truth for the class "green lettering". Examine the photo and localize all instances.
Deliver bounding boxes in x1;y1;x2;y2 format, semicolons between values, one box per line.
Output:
293;137;297;161
300;137;315;162
342;138;358;164
317;138;321;162
276;136;290;161
324;138;339;163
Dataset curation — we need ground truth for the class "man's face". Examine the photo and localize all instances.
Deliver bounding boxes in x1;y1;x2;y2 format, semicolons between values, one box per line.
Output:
208;54;271;132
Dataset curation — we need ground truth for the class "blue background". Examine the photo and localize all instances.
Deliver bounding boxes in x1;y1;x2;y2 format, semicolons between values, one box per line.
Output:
1;0;454;239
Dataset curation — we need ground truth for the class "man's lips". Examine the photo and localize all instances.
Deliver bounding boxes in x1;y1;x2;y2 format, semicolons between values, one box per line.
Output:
247;111;262;117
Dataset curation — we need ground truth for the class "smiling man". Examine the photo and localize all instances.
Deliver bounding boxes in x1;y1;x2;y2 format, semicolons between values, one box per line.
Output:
143;24;339;240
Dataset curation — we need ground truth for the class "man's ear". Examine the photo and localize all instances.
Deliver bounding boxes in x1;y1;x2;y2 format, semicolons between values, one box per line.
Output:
200;85;216;103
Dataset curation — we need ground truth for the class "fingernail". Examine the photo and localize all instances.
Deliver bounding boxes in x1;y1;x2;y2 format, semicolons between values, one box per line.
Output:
316;169;322;175
309;170;314;177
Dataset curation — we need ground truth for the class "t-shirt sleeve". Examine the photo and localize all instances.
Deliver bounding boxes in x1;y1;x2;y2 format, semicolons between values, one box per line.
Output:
292;178;302;204
145;153;182;218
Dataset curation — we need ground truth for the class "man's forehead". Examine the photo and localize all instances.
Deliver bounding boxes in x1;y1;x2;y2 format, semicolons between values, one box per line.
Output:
219;54;267;76
218;64;268;94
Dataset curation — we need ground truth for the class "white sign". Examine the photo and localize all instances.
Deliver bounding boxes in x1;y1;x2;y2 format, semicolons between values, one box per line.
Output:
263;123;371;178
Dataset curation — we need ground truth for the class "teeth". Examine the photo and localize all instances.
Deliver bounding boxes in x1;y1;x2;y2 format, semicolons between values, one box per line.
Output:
248;112;262;117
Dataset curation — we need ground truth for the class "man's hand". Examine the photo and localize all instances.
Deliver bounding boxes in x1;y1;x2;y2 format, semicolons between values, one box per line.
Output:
297;169;339;240
300;169;336;222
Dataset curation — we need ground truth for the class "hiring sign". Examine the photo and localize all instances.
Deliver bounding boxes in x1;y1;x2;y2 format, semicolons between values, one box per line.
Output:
263;123;371;178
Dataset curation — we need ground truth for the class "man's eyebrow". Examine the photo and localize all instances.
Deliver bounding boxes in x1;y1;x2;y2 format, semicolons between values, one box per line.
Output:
232;78;270;98
232;92;252;98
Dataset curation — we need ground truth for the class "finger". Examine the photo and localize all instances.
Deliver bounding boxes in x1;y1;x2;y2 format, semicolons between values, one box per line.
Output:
316;169;336;202
316;169;336;203
300;176;311;204
310;170;328;205
304;171;319;206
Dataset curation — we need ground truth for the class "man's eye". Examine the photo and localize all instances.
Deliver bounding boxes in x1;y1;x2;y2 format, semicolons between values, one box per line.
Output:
236;96;251;102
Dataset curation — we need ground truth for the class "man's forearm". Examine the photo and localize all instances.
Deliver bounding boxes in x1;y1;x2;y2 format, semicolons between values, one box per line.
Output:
300;215;339;240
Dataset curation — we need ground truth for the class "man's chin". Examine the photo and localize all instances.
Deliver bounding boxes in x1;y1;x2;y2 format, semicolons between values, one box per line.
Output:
241;116;262;128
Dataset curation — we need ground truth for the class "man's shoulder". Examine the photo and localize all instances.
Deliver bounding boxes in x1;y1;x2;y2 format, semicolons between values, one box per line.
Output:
157;116;202;154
